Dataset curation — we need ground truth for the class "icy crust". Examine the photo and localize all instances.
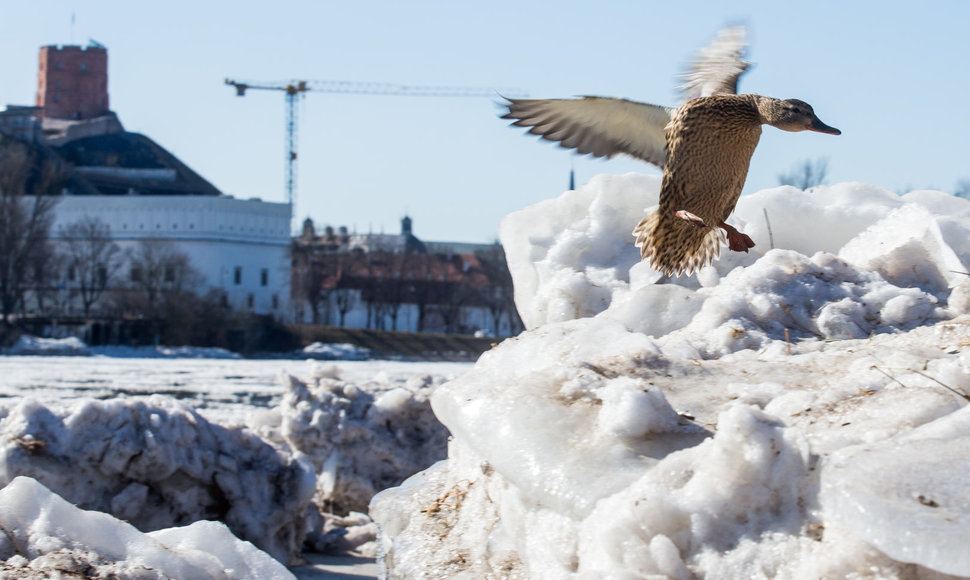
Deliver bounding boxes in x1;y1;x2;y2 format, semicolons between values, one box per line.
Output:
252;366;451;556
499;173;656;330
372;315;970;579
821;406;970;576
0;395;315;565
501;177;970;335
0;476;293;579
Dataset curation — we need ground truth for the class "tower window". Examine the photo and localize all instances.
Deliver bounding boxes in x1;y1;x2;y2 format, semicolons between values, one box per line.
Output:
260;268;268;286
233;267;242;285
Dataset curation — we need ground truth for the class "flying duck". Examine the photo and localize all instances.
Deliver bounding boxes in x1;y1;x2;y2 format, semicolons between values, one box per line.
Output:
502;26;841;276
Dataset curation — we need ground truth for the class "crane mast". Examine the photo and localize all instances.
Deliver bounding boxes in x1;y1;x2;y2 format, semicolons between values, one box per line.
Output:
224;78;526;224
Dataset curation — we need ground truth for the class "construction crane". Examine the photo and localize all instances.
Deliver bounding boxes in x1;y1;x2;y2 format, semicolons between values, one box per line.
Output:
224;78;527;217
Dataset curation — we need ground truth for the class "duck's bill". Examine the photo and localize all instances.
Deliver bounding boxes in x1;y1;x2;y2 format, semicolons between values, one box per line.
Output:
809;119;841;135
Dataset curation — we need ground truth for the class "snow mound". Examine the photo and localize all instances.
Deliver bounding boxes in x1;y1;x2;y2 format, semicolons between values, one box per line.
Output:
300;342;373;360
2;338;242;359
373;178;970;578
252;366;450;556
373;314;970;578
502;179;970;338
0;396;314;565
90;345;241;359
0;476;293;579
4;335;90;356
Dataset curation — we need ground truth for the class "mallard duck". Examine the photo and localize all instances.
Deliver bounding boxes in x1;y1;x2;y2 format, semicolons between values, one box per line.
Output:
502;26;841;276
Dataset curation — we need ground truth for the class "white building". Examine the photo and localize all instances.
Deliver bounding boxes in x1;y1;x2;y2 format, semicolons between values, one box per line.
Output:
50;194;292;317
3;43;294;327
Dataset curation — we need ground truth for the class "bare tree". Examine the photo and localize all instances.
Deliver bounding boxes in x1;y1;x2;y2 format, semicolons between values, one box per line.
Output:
332;252;362;327
123;241;203;317
32;250;67;316
333;285;358;327
62;216;121;316
778;157;829;189
0;135;63;322
955;179;970;201
475;244;519;336
370;253;410;331
291;243;333;324
434;279;475;334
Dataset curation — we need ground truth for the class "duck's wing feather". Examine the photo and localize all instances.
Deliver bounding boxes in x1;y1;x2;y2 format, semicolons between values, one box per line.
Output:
502;96;673;168
679;25;750;100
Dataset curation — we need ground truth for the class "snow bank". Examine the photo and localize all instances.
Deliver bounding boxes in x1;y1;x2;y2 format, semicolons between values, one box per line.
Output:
372;178;970;578
90;344;242;359
0;476;293;579
253;365;451;556
501;177;970;334
0;395;314;565
300;342;373;361
3;335;90;356
2;337;243;359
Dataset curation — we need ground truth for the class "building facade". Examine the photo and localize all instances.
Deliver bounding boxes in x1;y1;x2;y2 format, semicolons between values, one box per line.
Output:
36;44;109;120
50;195;291;317
3;41;293;323
292;217;521;336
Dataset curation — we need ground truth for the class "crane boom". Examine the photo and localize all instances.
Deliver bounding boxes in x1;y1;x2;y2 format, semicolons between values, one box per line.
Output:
224;78;527;224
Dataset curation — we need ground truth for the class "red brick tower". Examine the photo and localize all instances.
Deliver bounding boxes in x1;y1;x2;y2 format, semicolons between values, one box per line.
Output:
35;45;109;120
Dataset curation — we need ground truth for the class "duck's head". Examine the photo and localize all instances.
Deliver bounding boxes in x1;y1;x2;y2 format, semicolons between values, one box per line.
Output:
762;98;841;135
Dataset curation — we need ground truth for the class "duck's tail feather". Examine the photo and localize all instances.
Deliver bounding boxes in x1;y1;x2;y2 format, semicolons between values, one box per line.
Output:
633;210;724;276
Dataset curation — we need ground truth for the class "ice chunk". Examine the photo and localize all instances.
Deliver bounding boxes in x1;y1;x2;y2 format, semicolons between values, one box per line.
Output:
839;203;967;296
499;173;659;329
0;476;294;579
0;396;314;564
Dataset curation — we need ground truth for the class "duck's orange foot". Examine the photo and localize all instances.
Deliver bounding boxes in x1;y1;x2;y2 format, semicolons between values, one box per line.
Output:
720;221;755;253
674;210;707;228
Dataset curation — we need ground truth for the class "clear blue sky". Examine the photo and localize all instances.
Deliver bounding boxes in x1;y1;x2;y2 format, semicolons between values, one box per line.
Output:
2;1;969;243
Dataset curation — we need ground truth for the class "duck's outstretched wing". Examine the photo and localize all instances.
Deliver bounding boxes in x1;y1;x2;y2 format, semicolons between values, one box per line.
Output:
679;25;750;100
501;96;673;169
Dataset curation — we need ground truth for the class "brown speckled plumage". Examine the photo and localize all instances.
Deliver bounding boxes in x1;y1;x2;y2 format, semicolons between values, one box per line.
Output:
502;27;841;277
634;95;764;275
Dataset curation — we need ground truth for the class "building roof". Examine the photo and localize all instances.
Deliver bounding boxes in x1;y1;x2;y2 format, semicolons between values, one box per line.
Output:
53;131;223;196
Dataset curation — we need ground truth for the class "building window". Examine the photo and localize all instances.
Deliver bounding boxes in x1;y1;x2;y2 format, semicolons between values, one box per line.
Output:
233;267;242;285
164;265;175;283
272;294;279;309
130;267;143;283
260;268;268;286
67;266;76;282
80;62;87;71
247;293;254;309
97;266;107;286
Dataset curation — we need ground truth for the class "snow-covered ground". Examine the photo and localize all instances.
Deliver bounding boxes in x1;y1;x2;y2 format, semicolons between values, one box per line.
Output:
0;355;468;424
371;176;970;579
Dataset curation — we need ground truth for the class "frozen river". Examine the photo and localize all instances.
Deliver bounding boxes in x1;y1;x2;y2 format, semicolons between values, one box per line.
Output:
0;355;473;424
